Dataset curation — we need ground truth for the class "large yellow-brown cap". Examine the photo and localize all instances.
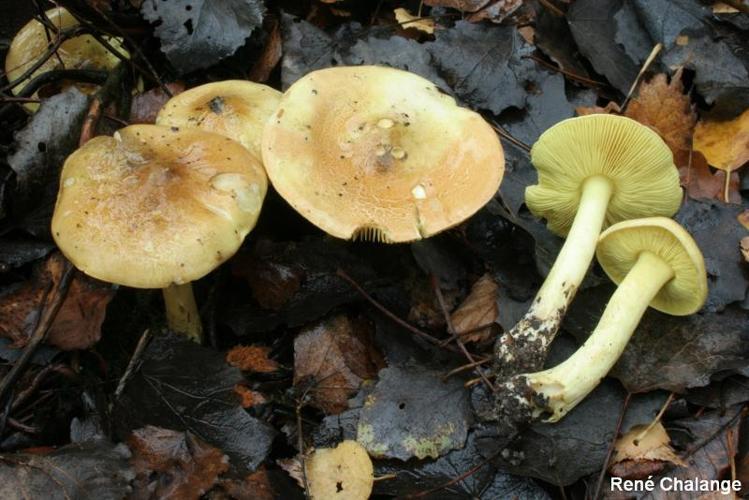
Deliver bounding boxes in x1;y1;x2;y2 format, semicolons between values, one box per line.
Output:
261;65;504;243
596;217;707;315
527;114;682;237
51;125;267;288
5;7;127;111
155;80;281;159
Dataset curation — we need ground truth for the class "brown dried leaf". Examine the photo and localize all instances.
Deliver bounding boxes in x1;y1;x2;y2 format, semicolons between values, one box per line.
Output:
625;70;696;157
467;0;524;23
218;469;275;500
232;254;303;310
739;210;749;230
394;8;435;34
248;18;282;83
294;314;385;414
424;0;490;13
741;237;749;263
575;101;621;116
129;83;186;124
128;425;229;500
693;108;749;172
226;345;279;373
234;385;268;408
677;150;741;203
0;253;113;351
450;273;499;343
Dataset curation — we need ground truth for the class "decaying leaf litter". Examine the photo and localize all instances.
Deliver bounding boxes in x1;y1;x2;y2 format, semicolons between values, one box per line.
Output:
0;0;747;499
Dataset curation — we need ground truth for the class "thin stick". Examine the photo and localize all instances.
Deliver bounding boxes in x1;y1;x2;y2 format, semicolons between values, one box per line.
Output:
489;121;531;153
432;276;496;392
336;268;451;350
593;392;631;500
438;322;496;347
621;43;663;111
0;259;74;406
111;329;152;407
634;392;674;442
723;170;731;203
523;54;605;88
443;358;490;380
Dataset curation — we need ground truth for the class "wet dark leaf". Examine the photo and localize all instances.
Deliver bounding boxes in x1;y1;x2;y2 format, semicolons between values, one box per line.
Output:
293;314;385;415
7;88;89;234
428;21;534;115
141;0;264;74
356;363;471;460
685;376;749;409
128;425;229;500
0;441;133;500
0;253;114;351
0;239;54;272
115;333;276;474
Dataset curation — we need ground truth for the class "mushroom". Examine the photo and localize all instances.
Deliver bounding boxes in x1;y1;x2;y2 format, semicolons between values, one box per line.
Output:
155;80;281;159
51;125;267;342
306;440;373;500
5;7;127;111
261;65;504;243
494;114;682;378
497;217;706;423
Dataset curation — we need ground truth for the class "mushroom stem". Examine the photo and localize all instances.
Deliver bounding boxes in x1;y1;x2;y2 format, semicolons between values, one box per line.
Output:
162;283;203;343
494;175;613;376
503;251;674;423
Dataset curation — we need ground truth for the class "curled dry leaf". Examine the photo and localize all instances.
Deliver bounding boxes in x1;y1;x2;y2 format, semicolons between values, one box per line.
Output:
306;441;374;500
677;150;741;204
575;101;621;116
693;108;749;172
450;273;500;343
609;422;685;479
0;253;113;351
294;314;385;414
128;425;229;500
226;345;280;373
393;8;435;34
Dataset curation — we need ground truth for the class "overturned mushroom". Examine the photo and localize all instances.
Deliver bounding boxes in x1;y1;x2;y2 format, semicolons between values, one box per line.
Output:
51;125;267;342
494;115;682;378
155;80;281;159
496;217;706;425
262;65;504;243
5;7;127;111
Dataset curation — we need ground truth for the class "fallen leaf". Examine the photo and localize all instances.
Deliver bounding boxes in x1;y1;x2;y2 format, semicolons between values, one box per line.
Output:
393;8;435;34
0;441;133;500
115;333;276;474
217;469;300;500
693;108;749;171
0;253;114;351
248;17;282;83
129;425;229;500
423;0;490;13
306;441;373;500
450;273;500;343
677;150;741;203
129;83;186;124
140;0;264;74
294;314;385;414
356;363;470;460
625;70;696;156
739;210;749;230
226;345;280;373
234;385;268;408
741;236;749;262
468;0;524;23
609;422;686;479
575;101;621;116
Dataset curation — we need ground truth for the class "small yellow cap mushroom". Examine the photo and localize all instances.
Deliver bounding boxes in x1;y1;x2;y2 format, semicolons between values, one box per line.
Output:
262;65;504;243
306;440;373;500
5;7;127;111
155;80;281;159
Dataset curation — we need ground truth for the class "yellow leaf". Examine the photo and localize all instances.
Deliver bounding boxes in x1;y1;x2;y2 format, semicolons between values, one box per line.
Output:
394;8;435;34
694;108;749;172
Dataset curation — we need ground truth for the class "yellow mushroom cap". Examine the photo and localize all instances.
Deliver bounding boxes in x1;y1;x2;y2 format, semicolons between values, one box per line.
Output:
5;7;127;111
51;125;267;288
155;80;281;159
596;217;707;315
261;65;505;243
526;114;682;237
307;441;373;500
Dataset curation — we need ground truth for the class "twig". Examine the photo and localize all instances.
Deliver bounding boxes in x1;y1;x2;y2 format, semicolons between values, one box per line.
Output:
593;392;631;500
336;268;452;351
0;258;74;408
438;322;496;347
10;363;74;412
523;54;605;88
79;63;128;146
633;392;674;442
111;329;151;407
431;276;496;392
489;120;531;153
443;358;490;381
621;43;663;111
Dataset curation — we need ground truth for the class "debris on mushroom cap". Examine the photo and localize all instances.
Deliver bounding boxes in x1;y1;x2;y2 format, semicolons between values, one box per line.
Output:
51;125;268;289
306;440;373;500
261;65;505;243
155;80;281;159
596;217;707;315
527;114;682;237
5;7;127;111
